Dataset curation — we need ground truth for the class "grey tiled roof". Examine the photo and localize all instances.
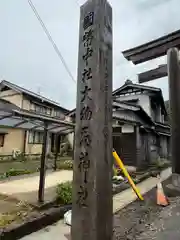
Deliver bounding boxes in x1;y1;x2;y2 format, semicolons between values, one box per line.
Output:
0;80;69;113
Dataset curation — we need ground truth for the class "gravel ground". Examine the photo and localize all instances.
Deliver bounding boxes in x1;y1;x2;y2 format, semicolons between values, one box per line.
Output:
136;197;180;240
113;178;173;240
113;188;162;239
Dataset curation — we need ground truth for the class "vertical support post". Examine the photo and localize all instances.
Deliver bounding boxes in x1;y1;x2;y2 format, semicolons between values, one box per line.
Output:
146;132;151;165
167;48;180;187
136;126;142;168
54;134;59;171
72;131;75;160
23;130;27;156
38;122;48;203
71;0;113;239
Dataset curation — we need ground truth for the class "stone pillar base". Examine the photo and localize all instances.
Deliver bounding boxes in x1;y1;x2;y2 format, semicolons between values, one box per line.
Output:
172;173;180;188
166;173;180;197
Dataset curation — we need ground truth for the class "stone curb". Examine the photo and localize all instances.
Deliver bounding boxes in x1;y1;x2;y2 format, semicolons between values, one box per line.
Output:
112;170;159;195
0;205;71;240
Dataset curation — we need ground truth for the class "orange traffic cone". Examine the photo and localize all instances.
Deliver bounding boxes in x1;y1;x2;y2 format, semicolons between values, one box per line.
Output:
156;176;169;206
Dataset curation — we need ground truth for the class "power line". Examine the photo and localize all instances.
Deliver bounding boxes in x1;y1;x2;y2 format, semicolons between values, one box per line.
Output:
27;0;76;84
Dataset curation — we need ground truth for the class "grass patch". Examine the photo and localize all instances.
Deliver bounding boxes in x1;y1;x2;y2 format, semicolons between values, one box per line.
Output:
0;168;37;180
0;157;73;179
0;201;34;227
0;161;40;175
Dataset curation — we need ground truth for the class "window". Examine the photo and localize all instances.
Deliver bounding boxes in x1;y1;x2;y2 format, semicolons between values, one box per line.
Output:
161;114;164;123
46;108;51;115
34;104;52;116
28;131;34;143
54;110;65;119
0;134;5;147
54;110;61;117
28;131;44;144
35;105;41;113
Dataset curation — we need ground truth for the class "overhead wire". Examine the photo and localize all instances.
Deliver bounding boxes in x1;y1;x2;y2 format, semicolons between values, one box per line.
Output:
27;0;76;84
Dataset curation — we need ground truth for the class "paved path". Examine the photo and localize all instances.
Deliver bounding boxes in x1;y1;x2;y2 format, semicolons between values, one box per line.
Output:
0;170;73;203
20;168;172;240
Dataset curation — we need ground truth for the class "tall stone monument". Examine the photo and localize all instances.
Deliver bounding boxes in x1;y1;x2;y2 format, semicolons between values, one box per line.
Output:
71;0;113;239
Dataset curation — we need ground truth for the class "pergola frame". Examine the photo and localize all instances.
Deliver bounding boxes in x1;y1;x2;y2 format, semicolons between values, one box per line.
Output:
0;106;75;203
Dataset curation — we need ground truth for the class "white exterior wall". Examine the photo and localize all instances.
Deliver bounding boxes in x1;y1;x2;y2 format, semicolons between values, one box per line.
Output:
116;94;151;117
67;132;74;149
122;124;134;133
65;116;74;149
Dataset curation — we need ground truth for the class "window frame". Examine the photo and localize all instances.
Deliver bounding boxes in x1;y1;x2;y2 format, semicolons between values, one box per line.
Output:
33;103;52;116
0;134;5;147
28;131;44;144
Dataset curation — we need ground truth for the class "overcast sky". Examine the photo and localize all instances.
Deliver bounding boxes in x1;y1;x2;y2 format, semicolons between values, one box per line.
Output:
0;0;179;110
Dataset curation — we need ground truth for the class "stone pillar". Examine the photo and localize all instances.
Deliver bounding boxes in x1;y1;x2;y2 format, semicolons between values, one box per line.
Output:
71;0;113;239
167;48;180;191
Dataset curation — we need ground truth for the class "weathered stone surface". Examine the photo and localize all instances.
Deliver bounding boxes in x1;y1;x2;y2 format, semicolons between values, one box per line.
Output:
166;173;180;196
172;173;180;188
71;0;113;239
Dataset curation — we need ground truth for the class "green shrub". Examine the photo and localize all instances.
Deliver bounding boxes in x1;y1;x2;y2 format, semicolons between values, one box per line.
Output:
2;168;32;178
152;158;171;169
56;181;72;204
8;168;32;177
0;173;7;180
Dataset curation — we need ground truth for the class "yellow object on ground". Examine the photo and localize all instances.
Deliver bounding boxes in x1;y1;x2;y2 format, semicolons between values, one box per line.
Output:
112;149;144;201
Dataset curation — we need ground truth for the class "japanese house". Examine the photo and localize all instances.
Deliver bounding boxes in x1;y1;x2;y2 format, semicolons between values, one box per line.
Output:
0;80;71;156
68;80;170;169
112;80;170;168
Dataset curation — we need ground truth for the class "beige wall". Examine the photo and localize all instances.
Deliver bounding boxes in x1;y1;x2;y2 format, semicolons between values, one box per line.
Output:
0;89;32;111
0;128;24;155
22;98;31;110
25;142;42;155
0;128;45;155
0;89;23;108
25;130;42;155
25;131;52;155
0;88;67;155
0;90;43;155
